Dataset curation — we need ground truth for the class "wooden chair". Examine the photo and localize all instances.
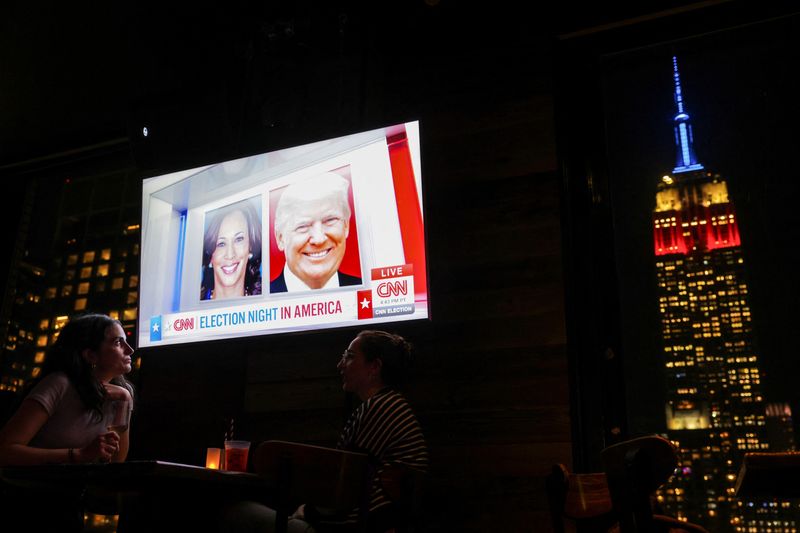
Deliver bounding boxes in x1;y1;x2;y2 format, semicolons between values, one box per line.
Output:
601;435;678;533
603;435;709;533
254;440;372;533
547;435;710;533
546;463;618;533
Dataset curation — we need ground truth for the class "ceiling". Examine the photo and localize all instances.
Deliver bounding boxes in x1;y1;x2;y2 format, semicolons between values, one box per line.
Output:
1;1;718;170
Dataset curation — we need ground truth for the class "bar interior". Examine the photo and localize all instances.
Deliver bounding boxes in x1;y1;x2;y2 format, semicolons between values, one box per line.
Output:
2;2;800;532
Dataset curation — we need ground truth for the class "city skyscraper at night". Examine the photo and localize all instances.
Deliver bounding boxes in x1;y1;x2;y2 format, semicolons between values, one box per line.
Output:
0;160;142;398
652;57;795;532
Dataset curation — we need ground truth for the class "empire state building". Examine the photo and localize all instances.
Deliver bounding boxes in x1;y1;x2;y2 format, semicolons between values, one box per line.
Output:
652;57;786;532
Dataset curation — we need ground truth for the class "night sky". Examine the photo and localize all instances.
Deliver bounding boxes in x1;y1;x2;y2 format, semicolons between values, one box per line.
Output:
600;14;800;435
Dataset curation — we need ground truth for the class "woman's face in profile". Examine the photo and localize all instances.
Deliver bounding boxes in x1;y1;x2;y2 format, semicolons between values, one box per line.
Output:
337;336;380;397
211;210;251;297
91;323;134;380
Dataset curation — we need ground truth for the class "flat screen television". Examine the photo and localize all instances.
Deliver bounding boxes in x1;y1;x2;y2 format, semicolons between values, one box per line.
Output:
137;121;428;347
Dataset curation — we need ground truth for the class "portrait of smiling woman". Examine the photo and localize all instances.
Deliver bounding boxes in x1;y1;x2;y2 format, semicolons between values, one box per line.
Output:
201;197;263;300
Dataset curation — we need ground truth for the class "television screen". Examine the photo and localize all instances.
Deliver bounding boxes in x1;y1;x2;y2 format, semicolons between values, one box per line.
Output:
137;121;428;347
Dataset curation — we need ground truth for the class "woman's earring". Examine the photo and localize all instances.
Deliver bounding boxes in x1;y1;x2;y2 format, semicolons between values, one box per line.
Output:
248;253;253;260
208;261;213;268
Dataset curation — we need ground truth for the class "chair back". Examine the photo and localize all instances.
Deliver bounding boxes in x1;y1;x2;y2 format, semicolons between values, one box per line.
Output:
546;464;617;533
547;460;710;533
601;435;678;533
254;440;371;533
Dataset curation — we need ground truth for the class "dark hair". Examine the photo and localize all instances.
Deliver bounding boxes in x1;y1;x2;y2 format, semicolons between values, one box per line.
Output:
39;313;134;417
201;199;263;299
357;330;413;388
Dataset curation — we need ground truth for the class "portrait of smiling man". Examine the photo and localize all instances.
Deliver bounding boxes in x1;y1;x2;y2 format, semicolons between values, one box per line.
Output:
270;172;362;293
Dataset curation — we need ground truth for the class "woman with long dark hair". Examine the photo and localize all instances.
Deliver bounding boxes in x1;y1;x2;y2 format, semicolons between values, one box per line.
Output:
0;313;135;466
201;198;263;300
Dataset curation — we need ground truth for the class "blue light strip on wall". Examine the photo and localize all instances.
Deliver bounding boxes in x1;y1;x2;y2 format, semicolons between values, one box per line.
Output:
172;211;187;312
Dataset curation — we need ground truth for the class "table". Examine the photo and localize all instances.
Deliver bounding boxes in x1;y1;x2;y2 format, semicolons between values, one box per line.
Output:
735;452;800;499
0;461;270;532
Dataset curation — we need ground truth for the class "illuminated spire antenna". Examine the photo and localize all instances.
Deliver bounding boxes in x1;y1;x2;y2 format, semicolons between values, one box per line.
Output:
672;56;704;174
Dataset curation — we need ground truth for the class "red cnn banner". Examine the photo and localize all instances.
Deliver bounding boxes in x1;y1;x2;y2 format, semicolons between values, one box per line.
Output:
371;264;413;281
357;290;373;320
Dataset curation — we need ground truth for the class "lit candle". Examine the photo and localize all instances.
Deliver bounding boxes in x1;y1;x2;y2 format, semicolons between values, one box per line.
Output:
206;447;222;469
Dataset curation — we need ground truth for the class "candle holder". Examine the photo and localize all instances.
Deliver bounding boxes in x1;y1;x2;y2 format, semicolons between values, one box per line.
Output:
205;447;222;469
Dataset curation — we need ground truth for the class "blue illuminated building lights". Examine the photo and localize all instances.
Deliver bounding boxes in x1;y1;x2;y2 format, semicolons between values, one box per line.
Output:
672;56;704;174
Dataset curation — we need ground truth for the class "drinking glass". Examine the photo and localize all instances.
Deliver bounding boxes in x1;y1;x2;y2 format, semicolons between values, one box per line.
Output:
223;440;250;472
107;398;132;434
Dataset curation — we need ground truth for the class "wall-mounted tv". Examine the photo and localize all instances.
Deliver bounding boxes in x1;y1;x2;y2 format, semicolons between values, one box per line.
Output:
138;121;428;347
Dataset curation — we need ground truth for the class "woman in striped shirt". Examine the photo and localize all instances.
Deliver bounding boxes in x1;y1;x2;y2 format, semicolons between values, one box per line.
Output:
221;330;427;533
300;330;429;531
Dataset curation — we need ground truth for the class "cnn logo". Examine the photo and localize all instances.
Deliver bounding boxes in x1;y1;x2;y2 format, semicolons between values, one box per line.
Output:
376;280;407;298
173;318;195;331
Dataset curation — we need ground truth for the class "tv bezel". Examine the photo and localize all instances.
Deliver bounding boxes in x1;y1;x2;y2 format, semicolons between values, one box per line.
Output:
136;120;432;349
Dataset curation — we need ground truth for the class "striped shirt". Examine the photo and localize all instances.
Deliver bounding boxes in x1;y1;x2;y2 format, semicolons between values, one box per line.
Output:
315;388;428;530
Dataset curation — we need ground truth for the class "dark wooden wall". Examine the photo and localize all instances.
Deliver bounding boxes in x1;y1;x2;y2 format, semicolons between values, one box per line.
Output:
131;9;571;532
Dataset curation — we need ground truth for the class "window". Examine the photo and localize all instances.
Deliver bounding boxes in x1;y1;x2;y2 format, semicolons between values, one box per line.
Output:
101;248;112;261
61;285;73;297
78;282;90;295
45;287;57;299
96;264;109;277
558;11;800;531
123;308;138;321
128;275;139;288
80;267;92;279
67;254;78;266
74;298;87;311
112;277;124;290
82;251;96;263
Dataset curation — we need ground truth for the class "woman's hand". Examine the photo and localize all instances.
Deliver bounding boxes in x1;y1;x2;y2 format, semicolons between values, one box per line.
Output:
103;383;132;403
77;431;120;463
